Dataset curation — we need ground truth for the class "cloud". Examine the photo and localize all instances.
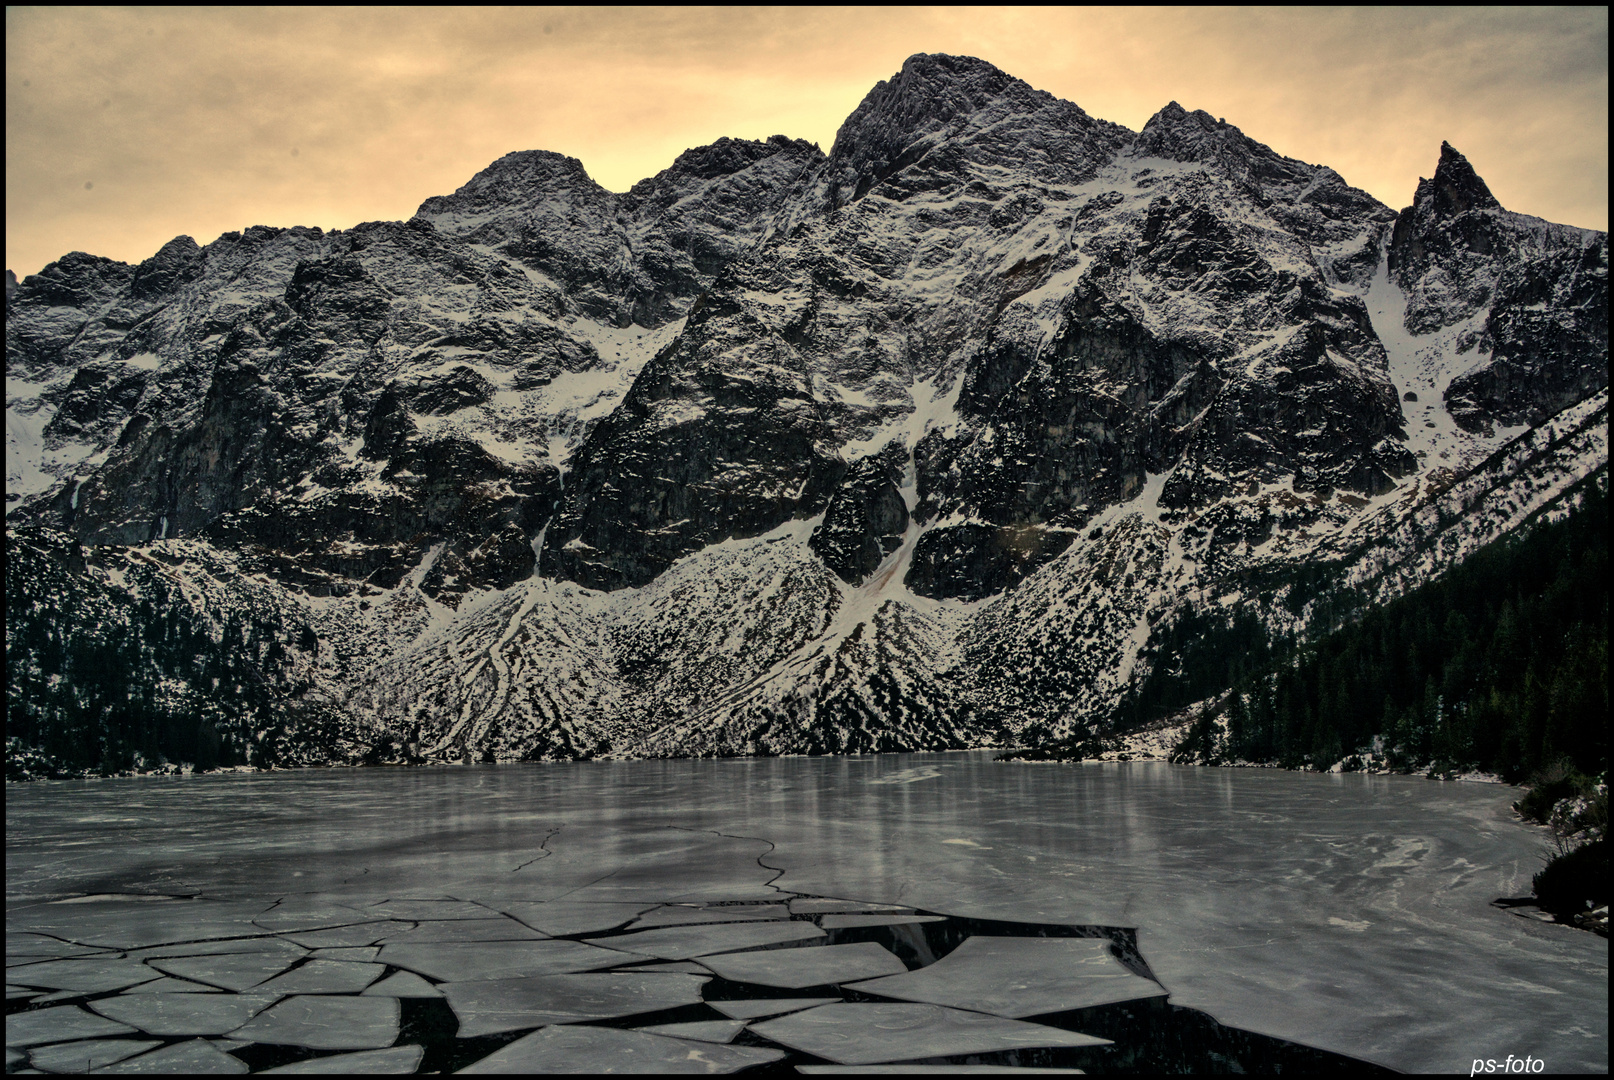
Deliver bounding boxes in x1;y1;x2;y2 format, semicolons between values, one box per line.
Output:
5;7;1605;279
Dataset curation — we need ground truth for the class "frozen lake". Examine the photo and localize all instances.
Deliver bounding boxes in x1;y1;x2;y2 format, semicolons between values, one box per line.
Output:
7;753;1607;1073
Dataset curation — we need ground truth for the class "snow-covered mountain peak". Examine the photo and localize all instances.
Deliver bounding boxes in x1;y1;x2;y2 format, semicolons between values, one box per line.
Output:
414;149;609;222
5;55;1606;768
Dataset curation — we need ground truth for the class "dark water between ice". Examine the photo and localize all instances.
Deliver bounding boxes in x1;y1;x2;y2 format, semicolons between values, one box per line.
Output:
6;753;1608;1073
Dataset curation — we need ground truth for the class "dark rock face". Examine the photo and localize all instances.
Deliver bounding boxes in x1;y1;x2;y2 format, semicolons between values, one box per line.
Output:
1389;142;1608;432
414;136;826;328
809;450;909;584
540;291;847;590
5;53;1607;766
906;522;1076;602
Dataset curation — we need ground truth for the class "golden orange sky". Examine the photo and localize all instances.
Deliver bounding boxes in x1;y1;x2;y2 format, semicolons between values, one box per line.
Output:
6;7;1608;280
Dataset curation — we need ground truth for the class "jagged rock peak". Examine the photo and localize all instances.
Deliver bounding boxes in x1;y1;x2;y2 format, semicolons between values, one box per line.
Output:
1135;101;1235;155
829;53;1053;165
1413;141;1503;218
635;135;822;191
821;53;1120;206
414;148;607;218
1133;99;1306;179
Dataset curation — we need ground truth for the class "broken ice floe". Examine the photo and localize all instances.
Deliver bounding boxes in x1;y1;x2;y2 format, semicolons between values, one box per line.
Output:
582;919;826;959
442;971;710;1036
227;994;400;1050
750;1002;1110;1065
456;1024;786;1074
848;936;1166;1016
698;941;907;988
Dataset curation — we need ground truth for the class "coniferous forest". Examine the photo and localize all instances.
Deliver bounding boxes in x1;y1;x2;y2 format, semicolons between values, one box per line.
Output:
1163;480;1607;783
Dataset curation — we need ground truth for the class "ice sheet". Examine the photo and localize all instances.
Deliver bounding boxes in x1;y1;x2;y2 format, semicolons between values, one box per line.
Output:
493;901;654;935
456;1024;786;1073
698;942;907;988
149;952;299;991
3;957;162;994
796;1068;1088;1075
848;936;1165;1016
377;939;629;982
584;920;825;960
4;1005;137;1047
789;899;914;915
257;1045;424;1073
628;904;789;929
5;935;115;962
360;971;442;998
307;947;381;962
126;937;306;961
227;995;400;1050
441;971;709;1036
750;1003;1110;1065
90;991;282;1036
374;917;544;944
819;914;946;929
5;900;270;949
89;1038;249;1073
707;997;839;1020
634;1020;747;1043
252;960;385;994
27;1037;160;1072
117;976;225;993
281;922;414;949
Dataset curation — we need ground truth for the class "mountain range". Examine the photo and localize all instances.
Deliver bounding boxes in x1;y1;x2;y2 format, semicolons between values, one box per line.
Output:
6;53;1607;773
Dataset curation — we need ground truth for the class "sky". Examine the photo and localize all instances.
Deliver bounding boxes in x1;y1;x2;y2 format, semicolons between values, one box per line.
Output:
6;7;1607;280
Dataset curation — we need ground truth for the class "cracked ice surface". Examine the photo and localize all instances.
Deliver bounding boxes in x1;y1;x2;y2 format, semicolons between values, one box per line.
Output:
5;754;1609;1072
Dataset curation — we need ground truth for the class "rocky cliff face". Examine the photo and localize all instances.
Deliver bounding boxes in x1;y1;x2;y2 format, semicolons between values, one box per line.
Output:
7;54;1607;769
